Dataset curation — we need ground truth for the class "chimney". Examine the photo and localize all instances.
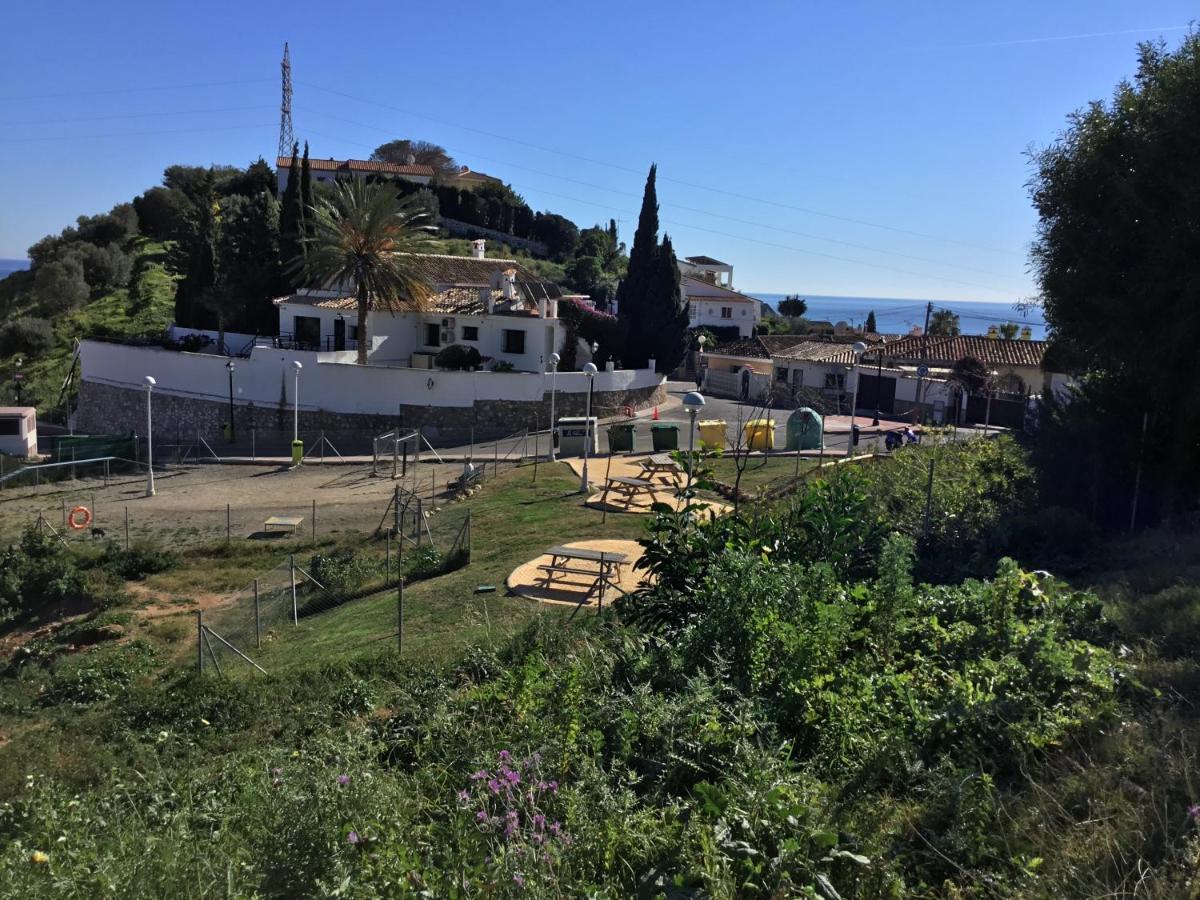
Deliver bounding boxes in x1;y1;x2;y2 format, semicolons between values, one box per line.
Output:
471;239;486;260
501;269;517;300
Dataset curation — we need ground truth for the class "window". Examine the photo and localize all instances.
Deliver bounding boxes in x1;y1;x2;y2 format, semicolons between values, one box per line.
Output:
346;324;359;341
424;323;440;347
462;325;479;341
775;367;789;383
720;307;733;319
502;329;525;354
824;372;846;391
688;303;697;320
0;417;19;436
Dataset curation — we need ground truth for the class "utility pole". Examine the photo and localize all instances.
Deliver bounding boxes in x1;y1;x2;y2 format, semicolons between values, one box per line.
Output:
913;302;932;424
922;458;935;542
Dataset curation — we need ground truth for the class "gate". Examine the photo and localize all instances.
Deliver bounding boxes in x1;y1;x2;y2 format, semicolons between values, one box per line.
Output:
856;374;896;414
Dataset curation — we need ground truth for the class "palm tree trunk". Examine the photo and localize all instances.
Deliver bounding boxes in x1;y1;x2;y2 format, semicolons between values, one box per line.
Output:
356;282;369;365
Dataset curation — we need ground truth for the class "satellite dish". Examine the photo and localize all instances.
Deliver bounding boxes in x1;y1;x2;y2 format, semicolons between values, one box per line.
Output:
917;364;930;378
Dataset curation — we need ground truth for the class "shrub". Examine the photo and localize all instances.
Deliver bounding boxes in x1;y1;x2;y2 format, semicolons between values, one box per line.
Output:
0;317;53;357
435;343;482;370
32;256;89;313
310;547;378;593
102;542;179;580
491;360;515;373
405;545;444;580
66;242;132;295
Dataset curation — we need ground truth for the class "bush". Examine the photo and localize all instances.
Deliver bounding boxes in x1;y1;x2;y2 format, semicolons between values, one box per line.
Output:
0;317;53;357
66;242;132;295
32;256;89;313
310;547;378;593
404;545;444;580
435;343;482;370
102;542;179;580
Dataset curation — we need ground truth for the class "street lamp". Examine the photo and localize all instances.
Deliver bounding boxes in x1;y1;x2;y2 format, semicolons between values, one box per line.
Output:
579;362;597;494
548;351;560;462
143;376;156;497
226;360;236;443
983;369;999;435
682;390;706;494
872;347;884;426
696;335;707;388
845;341;867;457
13;357;23;406
291;361;303;444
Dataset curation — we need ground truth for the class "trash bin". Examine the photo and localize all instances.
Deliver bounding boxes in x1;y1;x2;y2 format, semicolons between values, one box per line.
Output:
557;417;598;456
786;408;823;450
651;423;679;451
291;440;304;466
698;419;727;449
607;423;635;453
744;419;776;451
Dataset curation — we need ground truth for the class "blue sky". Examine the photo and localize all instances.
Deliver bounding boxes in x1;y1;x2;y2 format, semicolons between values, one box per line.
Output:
0;1;1193;300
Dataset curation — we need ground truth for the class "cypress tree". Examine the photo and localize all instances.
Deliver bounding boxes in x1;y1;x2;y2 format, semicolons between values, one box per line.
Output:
617;164;660;367
644;234;689;373
865;310;877;333
278;143;303;284
300;141;314;241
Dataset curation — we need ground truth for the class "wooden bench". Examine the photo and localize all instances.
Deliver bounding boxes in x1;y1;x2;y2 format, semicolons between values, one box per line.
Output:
602;475;658;509
263;515;303;534
640;453;682;485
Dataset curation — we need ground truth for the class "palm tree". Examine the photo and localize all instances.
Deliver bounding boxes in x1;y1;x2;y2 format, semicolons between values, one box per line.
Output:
295;180;437;365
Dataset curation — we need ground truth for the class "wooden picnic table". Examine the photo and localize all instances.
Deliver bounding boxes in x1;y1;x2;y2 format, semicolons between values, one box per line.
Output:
263;515;303;534
537;545;630;605
640;453;682;484
601;475;658;509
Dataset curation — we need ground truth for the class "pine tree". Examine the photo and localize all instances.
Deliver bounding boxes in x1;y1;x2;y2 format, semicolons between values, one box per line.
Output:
644;234;689;372
617;164;659;367
278;143;304;285
865;310;877;333
300;141;314;241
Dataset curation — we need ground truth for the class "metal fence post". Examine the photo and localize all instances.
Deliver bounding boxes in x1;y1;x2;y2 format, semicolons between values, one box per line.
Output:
416;498;422;546
62;498;66;529
386;529;391;582
226;504;231;543
124;505;130;550
466;508;472;564
197;610;204;674
312;499;316;546
254;579;261;649
290;554;298;625
398;576;404;655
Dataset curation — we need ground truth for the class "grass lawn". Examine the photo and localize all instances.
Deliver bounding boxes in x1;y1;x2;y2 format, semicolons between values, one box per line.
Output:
707;455;819;494
246;464;651;672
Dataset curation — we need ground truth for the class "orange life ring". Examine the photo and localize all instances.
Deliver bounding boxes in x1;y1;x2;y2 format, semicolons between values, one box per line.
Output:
68;506;92;530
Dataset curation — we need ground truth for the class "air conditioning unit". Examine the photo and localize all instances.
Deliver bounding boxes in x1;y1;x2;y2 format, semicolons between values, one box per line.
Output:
411;352;436;370
441;317;455;328
441;329;454;344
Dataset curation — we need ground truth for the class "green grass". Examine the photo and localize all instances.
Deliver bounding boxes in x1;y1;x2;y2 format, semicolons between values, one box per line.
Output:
250;464;648;671
707;455;819;494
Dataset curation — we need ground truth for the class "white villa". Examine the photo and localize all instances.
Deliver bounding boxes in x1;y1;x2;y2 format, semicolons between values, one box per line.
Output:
275;156;501;194
273;241;565;372
678;255;761;337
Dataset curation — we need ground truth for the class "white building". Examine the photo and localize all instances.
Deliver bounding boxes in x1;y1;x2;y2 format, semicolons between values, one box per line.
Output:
275;156;502;195
272;241;566;373
0;407;37;458
678;255;761;337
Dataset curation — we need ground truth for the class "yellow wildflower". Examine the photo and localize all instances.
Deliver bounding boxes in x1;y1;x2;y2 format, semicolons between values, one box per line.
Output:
30;850;49;865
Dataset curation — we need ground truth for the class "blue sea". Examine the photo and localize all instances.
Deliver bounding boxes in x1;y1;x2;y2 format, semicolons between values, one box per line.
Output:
0;258;30;279
752;293;1047;340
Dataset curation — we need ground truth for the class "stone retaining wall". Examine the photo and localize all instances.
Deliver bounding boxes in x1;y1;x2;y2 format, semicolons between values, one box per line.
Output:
76;379;667;451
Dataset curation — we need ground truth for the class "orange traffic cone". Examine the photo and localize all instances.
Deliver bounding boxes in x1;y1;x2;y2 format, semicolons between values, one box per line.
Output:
652;406;659;421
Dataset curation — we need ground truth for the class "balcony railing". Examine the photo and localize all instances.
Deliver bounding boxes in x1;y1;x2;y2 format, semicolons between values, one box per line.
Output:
274;333;359;352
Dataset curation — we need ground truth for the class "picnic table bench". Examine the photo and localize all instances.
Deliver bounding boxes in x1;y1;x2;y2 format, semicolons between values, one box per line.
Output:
639;453;682;484
537;545;630;604
263;515;304;534
601;475;658;509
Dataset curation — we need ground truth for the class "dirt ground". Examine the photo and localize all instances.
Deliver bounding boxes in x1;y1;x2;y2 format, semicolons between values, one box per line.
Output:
0;460;472;545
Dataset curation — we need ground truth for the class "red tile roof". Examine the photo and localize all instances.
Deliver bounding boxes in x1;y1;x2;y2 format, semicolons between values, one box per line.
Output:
276;156;435;177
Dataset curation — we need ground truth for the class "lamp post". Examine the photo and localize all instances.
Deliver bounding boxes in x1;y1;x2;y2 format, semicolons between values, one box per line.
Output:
845;341;867;457
695;335;707;388
983;370;998;435
548;352;560;461
291;361;303;444
682;390;706;494
13;357;23;406
144;376;156;497
579;362;597;494
226;360;236;444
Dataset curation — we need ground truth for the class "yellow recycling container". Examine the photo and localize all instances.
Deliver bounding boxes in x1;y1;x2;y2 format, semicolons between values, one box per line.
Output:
291;440;304;466
744;419;776;451
697;420;727;449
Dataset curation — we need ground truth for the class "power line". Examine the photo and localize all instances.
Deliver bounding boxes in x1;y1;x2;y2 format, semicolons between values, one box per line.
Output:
0;78;272;102
299;108;1010;279
0;105;274;126
296;81;1023;257
0;123;275;144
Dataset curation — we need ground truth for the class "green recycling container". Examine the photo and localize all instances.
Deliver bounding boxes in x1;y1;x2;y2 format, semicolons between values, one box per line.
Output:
291;440;304;466
651;423;679;451
786;408;824;450
607;423;635;453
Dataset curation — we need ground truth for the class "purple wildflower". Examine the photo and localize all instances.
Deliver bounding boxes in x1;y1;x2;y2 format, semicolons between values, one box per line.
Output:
498;750;512;762
532;813;545;830
336;774;350;787
547;780;558;792
1189;803;1200;820
456;789;470;803
505;768;521;785
512;873;525;888
487;778;502;794
470;769;489;781
549;821;561;835
346;831;360;845
475;810;488;822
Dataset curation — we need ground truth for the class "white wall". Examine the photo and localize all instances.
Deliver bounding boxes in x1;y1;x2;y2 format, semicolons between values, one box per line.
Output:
80;340;661;415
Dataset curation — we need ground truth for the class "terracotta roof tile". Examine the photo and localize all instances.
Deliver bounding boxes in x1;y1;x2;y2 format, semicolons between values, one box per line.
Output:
276;156;435;177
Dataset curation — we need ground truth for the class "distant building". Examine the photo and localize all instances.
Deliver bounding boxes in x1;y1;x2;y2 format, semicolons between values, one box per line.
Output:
677;255;761;337
275;157;501;194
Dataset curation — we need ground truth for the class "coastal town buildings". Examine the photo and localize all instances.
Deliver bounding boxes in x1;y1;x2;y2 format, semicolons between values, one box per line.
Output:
275;156;500;194
678;256;762;337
